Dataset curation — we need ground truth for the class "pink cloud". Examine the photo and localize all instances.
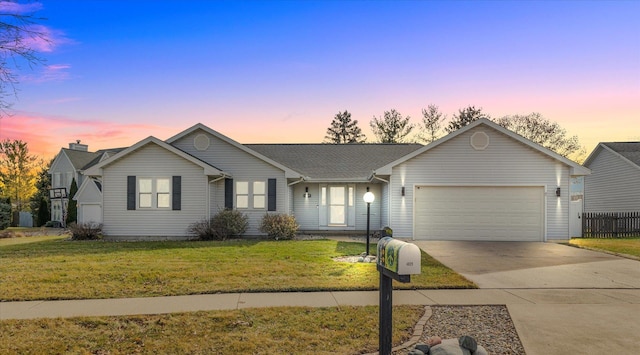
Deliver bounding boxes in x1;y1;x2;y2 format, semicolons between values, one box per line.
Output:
0;1;43;13
22;63;71;83
0;114;177;159
22;25;74;53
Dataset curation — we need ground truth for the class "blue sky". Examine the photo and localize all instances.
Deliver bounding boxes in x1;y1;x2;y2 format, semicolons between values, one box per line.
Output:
2;0;638;158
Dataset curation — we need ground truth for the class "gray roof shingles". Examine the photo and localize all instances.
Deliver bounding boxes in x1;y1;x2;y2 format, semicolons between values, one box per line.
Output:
602;142;640;167
246;144;423;179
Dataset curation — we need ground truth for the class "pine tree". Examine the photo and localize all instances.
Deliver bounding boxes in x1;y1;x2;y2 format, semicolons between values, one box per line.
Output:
324;110;366;143
37;196;49;227
65;178;78;225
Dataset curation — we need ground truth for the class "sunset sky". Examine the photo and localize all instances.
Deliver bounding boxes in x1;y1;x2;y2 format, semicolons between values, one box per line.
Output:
0;0;638;160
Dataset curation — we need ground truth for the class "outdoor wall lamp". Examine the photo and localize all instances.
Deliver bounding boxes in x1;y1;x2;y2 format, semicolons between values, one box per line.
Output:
401;186;405;197
303;186;311;198
556;187;561;197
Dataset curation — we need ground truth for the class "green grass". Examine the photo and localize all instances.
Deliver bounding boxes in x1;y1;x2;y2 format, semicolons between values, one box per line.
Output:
0;237;475;301
0;305;424;354
569;238;640;258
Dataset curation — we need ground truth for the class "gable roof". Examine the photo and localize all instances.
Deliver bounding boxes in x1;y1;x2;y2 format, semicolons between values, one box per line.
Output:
374;118;591;176
584;142;640;171
166;123;304;179
83;136;228;177
247;144;423;181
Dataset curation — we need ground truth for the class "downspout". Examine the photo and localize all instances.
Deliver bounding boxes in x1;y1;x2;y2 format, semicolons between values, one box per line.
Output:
208;174;231;219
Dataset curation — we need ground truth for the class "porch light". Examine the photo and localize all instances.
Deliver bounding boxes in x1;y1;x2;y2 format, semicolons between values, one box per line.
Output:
556;187;561;197
363;191;375;255
303;186;311;198
401;186;405;197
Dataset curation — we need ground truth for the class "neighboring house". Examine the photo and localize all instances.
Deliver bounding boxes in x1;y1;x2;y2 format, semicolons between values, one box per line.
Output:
583;142;640;212
68;118;589;241
48;142;124;225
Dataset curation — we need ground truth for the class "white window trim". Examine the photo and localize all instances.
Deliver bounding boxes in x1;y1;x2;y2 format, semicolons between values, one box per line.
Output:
253;181;266;209
138;177;171;209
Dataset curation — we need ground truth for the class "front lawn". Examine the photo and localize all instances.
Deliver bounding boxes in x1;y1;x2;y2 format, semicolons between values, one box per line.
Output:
569;238;640;258
0;305;423;354
0;237;475;301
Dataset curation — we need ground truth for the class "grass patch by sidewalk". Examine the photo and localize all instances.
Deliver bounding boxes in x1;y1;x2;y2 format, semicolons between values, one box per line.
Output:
569;238;640;259
0;305;423;354
0;238;474;301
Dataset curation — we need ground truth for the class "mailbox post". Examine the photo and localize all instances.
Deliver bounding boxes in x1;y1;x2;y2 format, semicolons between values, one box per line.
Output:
376;237;421;355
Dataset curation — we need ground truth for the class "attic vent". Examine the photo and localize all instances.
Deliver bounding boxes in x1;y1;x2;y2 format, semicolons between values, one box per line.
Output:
470;131;489;150
194;134;210;151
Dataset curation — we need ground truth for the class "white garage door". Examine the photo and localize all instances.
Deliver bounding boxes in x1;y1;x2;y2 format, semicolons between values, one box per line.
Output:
81;204;102;224
414;186;543;241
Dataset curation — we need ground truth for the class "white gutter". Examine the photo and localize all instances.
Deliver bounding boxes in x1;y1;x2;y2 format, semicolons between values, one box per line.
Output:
288;177;307;186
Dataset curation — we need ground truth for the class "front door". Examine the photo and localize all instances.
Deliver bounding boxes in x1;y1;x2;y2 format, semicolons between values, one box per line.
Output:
329;186;346;225
319;184;355;230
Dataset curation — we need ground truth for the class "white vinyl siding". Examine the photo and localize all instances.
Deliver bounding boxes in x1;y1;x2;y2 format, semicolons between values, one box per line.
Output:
388;126;570;240
102;144;207;237
584;148;640;212
171;129;288;234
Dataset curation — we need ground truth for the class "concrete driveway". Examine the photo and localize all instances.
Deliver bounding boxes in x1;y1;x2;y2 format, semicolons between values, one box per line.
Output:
412;241;640;355
412;241;640;288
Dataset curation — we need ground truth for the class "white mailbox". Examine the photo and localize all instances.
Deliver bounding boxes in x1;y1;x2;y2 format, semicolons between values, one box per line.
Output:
377;237;421;276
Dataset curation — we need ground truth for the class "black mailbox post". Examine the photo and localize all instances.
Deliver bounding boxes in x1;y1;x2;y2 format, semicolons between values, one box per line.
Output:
376;237;421;355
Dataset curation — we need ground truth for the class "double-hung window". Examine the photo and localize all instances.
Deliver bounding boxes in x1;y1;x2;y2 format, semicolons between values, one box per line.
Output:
235;181;267;209
157;178;170;208
253;181;265;209
139;178;170;209
236;181;249;209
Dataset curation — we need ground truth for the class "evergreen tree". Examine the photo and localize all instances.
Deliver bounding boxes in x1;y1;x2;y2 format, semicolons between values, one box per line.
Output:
65;178;78;225
324;110;366;143
37;196;49;227
369;109;415;143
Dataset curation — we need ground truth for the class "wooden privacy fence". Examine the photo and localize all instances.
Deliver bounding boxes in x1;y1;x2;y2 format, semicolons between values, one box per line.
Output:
582;212;640;238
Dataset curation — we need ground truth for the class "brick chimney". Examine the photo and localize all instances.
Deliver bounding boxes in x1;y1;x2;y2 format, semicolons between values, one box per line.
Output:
68;140;88;151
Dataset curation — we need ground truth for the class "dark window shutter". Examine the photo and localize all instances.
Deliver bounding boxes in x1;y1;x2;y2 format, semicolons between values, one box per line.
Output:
268;178;276;211
127;176;136;210
172;176;181;211
224;178;233;209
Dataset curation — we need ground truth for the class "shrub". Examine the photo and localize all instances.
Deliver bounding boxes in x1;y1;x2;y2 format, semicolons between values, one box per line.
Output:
68;222;103;240
189;209;248;241
0;199;10;230
259;213;299;240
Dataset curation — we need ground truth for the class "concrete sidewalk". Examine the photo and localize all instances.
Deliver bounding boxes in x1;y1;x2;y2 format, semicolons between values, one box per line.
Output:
2;289;640;320
3;288;640;355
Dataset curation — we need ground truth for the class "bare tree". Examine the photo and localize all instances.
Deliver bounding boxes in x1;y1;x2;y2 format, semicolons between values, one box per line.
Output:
0;1;49;115
416;104;445;144
324;110;366;143
369;109;415;143
445;105;490;133
494;113;585;160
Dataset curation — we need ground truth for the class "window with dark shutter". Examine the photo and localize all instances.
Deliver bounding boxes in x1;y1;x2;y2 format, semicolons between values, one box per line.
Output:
224;178;233;209
172;176;181;210
268;178;276;211
127;176;136;210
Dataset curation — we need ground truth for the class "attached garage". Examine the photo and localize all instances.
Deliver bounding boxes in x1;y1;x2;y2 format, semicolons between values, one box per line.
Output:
414;186;544;241
80;204;102;224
